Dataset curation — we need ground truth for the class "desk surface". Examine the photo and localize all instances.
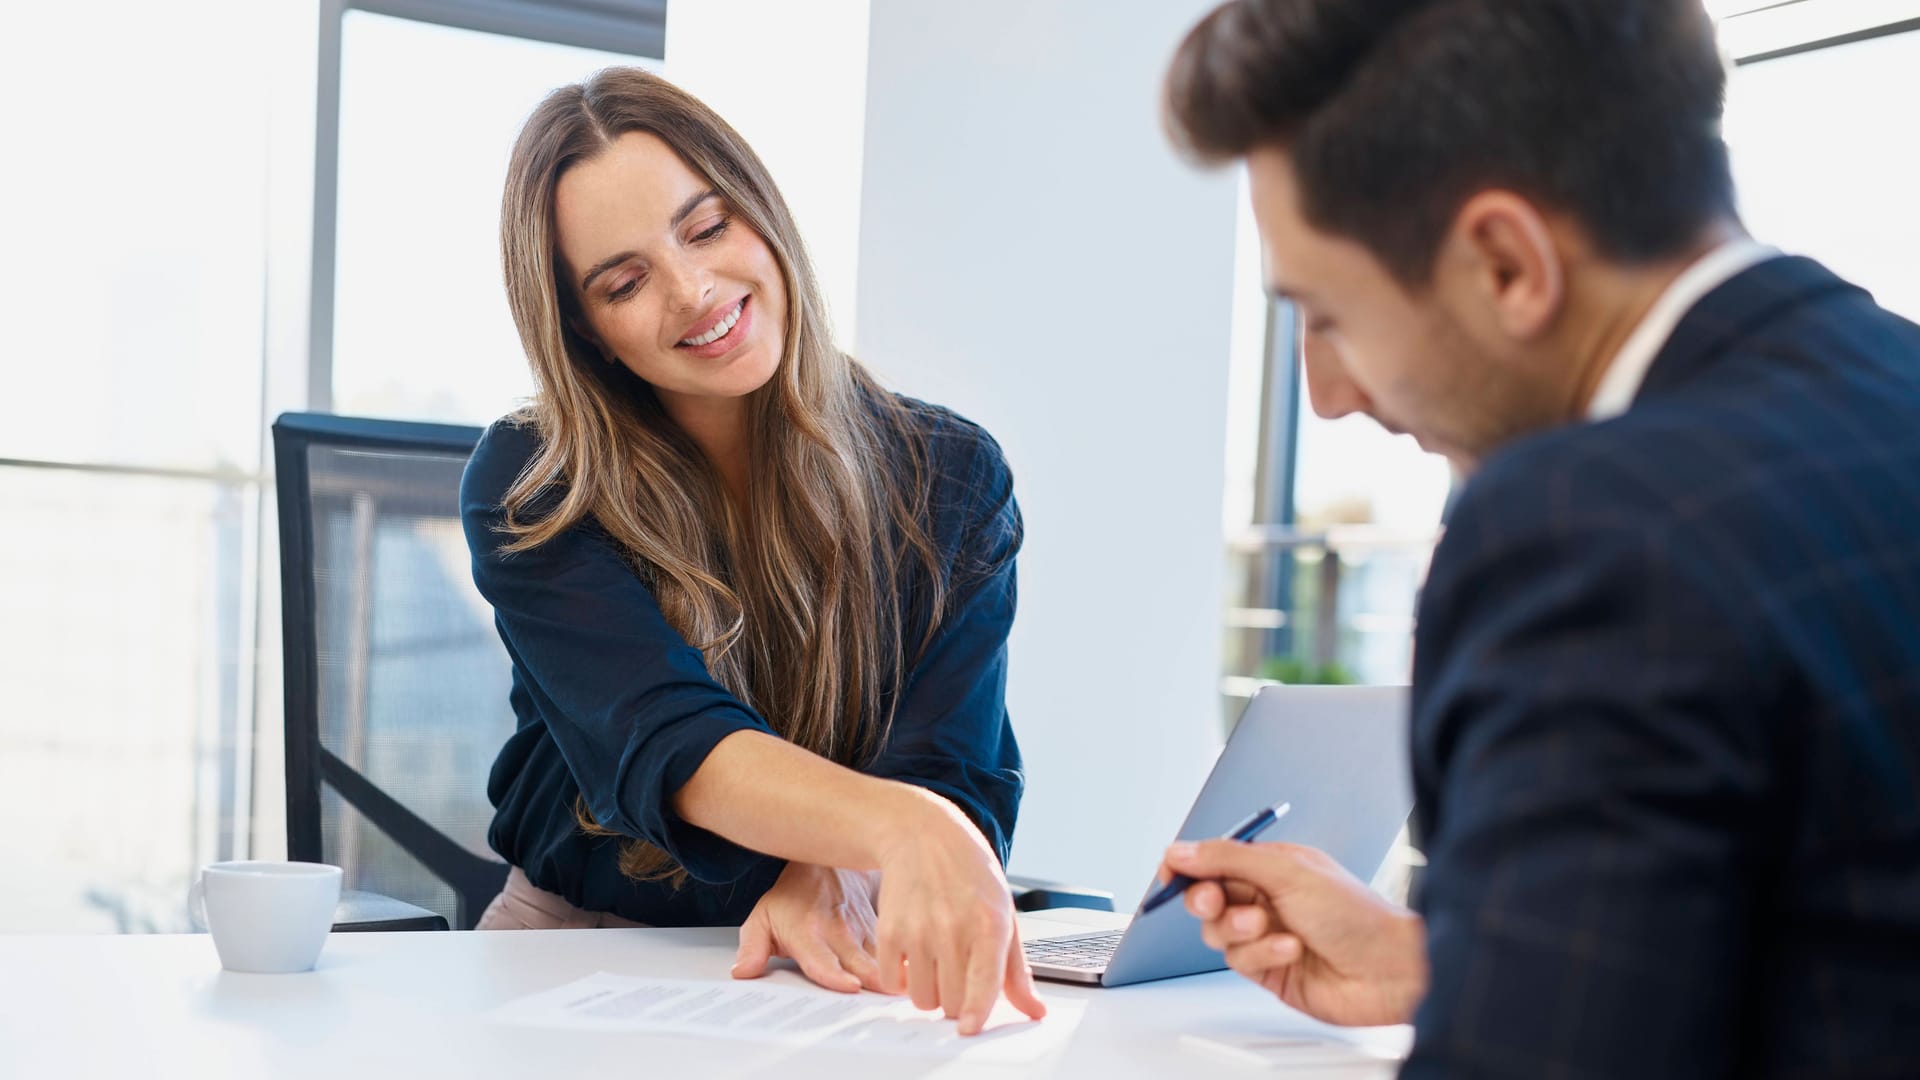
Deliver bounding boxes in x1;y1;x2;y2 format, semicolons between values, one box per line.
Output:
0;910;1407;1078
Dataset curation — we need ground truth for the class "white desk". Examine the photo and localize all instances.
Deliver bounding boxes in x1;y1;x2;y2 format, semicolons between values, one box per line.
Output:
0;910;1407;1078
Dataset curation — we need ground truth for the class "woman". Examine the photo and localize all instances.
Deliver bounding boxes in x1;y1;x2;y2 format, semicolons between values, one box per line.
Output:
459;67;1044;1035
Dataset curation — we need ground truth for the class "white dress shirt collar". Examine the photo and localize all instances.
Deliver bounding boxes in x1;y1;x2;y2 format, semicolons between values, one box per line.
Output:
1585;239;1779;421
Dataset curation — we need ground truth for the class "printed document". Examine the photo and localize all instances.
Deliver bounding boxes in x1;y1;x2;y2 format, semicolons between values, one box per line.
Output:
490;972;1083;1063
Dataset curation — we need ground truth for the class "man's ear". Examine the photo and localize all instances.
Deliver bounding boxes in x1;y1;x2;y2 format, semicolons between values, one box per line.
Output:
1440;190;1566;342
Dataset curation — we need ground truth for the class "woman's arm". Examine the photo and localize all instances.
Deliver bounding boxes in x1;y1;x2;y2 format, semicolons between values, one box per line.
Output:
682;417;1027;866
462;421;778;884
681;416;1041;1032
671;729;955;869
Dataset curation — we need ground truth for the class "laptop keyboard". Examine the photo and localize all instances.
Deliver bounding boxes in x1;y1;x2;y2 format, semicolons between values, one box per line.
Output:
1023;929;1125;970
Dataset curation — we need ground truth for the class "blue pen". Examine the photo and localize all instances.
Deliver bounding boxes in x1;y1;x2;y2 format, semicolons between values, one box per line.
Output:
1142;800;1292;915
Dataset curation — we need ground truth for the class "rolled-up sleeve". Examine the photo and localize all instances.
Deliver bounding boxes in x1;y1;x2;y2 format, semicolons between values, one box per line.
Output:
461;421;775;883
866;426;1026;864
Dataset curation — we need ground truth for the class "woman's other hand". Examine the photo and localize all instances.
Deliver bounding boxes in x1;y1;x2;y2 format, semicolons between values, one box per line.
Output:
733;863;884;993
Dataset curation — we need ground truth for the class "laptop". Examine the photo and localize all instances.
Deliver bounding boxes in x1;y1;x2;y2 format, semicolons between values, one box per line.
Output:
1021;685;1413;987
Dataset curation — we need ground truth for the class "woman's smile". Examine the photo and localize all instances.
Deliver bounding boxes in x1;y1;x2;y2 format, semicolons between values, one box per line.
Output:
676;295;752;359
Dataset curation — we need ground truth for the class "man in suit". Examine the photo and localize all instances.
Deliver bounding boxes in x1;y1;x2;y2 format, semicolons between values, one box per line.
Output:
1154;1;1920;1076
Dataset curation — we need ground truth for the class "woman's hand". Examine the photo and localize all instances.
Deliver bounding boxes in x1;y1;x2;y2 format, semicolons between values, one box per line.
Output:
870;790;1047;1035
733;863;885;993
669;733;1043;1034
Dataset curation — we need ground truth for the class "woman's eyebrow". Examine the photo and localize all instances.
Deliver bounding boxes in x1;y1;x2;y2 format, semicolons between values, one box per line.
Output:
579;189;721;292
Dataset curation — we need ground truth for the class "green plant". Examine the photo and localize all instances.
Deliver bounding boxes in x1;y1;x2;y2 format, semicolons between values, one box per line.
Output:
1259;656;1358;686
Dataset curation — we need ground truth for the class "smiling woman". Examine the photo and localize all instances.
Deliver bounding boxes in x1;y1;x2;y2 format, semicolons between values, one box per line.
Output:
462;68;1045;1036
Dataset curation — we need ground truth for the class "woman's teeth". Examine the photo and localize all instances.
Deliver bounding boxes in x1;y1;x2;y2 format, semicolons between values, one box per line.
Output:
680;300;744;347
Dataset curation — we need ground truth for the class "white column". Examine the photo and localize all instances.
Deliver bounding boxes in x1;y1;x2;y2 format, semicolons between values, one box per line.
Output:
855;0;1239;897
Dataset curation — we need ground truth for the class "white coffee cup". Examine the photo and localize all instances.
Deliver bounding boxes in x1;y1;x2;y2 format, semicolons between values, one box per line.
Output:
190;861;343;973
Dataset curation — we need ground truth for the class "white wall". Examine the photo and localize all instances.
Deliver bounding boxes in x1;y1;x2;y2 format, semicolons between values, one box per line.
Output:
855;0;1239;899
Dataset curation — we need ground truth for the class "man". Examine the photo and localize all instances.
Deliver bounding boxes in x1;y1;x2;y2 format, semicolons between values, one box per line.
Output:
1155;1;1920;1076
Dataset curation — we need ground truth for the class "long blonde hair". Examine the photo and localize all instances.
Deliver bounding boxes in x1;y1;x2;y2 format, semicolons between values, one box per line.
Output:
498;68;946;883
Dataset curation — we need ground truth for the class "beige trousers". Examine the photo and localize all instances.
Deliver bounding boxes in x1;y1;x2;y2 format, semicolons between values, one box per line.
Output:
475;866;650;930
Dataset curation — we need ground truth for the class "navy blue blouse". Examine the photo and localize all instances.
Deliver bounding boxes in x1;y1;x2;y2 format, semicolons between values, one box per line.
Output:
459;399;1025;927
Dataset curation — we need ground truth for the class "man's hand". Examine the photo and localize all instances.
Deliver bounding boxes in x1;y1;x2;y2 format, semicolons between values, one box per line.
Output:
1159;840;1427;1027
733;862;885;993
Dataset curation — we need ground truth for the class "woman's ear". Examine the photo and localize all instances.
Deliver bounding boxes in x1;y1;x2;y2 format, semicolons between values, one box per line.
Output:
567;315;618;365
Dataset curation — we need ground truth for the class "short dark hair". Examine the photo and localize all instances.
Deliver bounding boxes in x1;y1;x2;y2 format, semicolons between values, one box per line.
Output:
1165;0;1737;283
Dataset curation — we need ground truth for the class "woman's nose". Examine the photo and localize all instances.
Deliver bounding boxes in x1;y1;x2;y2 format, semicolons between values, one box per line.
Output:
659;254;716;315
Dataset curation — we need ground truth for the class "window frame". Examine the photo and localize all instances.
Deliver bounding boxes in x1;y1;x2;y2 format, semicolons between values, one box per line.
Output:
306;0;667;411
1721;0;1920;64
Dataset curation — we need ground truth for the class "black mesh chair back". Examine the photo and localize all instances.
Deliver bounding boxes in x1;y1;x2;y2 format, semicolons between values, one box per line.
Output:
273;413;510;930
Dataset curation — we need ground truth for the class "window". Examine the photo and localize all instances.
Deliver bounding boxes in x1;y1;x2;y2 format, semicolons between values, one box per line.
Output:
1220;190;1448;722
0;0;664;933
1220;311;1448;722
328;13;654;425
1724;21;1920;322
0;3;268;473
0;0;272;931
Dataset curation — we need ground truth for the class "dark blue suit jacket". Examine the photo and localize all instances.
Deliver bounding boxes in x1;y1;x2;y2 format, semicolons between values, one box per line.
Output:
1403;257;1920;1079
